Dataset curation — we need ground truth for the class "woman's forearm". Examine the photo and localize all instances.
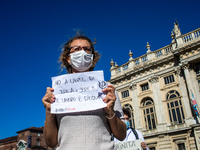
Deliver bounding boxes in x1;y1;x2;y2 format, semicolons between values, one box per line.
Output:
44;110;58;148
108;112;126;141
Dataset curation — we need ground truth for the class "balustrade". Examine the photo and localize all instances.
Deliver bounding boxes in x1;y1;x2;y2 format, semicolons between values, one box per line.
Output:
182;28;200;43
135;59;140;66
155;50;162;57
123;64;128;71
141;55;148;62
164;45;172;54
194;30;200;38
116;67;121;74
111;27;200;78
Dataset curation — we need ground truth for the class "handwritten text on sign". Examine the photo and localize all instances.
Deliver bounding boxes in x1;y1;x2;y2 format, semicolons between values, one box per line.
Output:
51;71;107;114
114;139;143;150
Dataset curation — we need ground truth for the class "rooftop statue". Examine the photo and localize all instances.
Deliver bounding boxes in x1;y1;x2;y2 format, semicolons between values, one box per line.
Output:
173;19;181;37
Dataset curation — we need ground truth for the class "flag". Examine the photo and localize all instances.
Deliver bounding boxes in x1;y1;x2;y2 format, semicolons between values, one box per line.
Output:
191;90;200;118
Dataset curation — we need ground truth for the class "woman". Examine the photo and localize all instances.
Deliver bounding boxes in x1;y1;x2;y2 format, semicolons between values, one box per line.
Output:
42;35;126;149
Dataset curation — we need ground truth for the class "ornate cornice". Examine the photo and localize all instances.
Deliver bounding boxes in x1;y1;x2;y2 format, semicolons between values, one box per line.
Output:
149;74;159;83
174;66;182;76
174;140;186;144
129;81;137;90
182;61;190;70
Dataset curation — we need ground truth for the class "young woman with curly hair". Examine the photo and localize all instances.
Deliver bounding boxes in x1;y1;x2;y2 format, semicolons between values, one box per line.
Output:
42;35;126;150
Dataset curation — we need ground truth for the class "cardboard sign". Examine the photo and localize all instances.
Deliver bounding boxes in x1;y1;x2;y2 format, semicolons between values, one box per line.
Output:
114;139;143;150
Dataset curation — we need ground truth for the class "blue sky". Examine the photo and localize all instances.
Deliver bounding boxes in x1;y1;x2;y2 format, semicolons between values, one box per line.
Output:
0;0;200;139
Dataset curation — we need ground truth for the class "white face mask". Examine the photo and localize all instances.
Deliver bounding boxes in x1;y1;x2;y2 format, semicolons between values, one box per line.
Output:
70;50;93;72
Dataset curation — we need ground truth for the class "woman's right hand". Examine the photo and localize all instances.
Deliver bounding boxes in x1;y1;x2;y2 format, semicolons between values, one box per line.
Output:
42;87;55;111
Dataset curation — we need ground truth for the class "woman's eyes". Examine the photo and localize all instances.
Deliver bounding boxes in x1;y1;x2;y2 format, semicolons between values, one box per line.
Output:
75;47;80;51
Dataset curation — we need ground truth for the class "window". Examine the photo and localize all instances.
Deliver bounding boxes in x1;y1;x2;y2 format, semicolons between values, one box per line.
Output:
177;143;186;150
37;141;40;146
141;83;149;91
167;90;185;125
164;75;175;85
142;98;157;130
174;140;187;150
36;138;41;146
123;104;135;128
198;80;200;90
196;64;200;76
37;132;40;136
148;144;157;150
121;90;129;98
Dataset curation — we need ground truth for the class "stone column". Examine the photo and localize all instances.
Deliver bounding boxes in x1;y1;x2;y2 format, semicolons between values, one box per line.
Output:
189;64;200;106
129;82;142;130
149;75;166;132
182;62;195;97
174;66;196;126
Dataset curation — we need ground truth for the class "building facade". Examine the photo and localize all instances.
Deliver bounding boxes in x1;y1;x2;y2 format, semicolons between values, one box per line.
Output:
109;21;200;150
0;127;53;150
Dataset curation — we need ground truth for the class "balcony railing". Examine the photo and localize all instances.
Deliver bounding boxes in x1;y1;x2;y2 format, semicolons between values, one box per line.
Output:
181;28;200;43
112;27;200;77
141;55;148;62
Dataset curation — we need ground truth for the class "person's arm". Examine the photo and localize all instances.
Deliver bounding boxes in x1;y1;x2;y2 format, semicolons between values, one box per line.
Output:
137;129;149;150
42;87;58;148
103;85;126;141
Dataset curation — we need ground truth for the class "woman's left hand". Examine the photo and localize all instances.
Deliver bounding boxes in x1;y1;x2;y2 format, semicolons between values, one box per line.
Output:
102;85;116;116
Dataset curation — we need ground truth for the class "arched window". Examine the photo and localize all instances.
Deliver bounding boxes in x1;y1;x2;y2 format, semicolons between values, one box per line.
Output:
123;104;135;128
141;97;157;130
36;138;41;146
166;90;185;125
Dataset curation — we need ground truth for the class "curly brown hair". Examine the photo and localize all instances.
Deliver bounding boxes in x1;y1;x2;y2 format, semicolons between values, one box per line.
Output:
59;35;100;73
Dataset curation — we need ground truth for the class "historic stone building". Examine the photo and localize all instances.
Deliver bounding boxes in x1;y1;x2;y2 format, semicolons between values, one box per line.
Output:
0;127;53;150
109;21;200;150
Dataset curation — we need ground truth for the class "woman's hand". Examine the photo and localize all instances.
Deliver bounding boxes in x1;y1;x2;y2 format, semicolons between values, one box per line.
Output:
102;85;116;117
42;87;55;111
102;84;126;140
43;87;58;148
